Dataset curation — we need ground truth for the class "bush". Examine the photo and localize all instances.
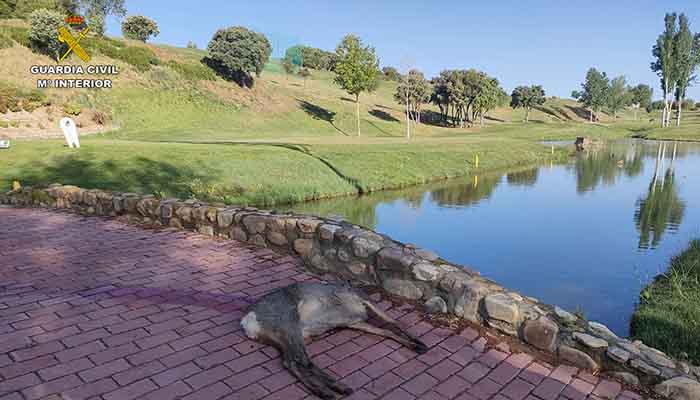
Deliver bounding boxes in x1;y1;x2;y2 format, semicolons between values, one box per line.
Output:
0;81;50;113
186;40;197;49
121;15;159;42
91;109;111;125
382;66;400;81
166;60;216;81
28;8;66;60
63;101;81;115
203;26;271;87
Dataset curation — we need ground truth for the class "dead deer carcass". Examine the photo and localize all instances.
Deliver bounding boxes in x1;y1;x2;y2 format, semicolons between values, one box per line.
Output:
241;282;428;399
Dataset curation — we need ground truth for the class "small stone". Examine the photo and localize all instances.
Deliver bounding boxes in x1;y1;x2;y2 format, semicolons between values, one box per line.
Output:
558;345;599;371
352;236;382;258
555;306;577;324
216;209;236;227
424;296;447;314
377;247;417;271
630;358;661;376
243;215;267;234
641;346;676;369
382;278;423;300
412;263;442;282
617;340;641;356
347;262;367;276
267;231;288;246
297;219;321;234
250;234;267;247
573;332;608;350
415;248;439;261
293;239;314;258
484;293;520;326
607;347;631;364
231;227;247;242
319;224;342;241
337;248;351;262
588;321;619;341
310;254;331;271
453;278;491;323
522;317;559;352
610;372;640;386
655;377;700;400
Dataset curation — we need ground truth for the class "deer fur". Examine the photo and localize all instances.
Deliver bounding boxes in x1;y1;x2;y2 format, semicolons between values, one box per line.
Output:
241;282;428;399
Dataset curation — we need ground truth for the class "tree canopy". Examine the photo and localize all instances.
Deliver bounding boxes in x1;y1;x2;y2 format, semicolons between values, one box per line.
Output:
510;85;546;122
382;66;400;81
121;15;159;42
630;84;653;116
607;76;630;119
203;26;271;87
283;45;336;71
394;69;431;125
430;69;503;127
78;0;126;35
577;68;609;122
333;34;380;136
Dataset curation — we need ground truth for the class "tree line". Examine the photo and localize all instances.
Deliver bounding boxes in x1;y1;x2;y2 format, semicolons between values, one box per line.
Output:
572;68;653;122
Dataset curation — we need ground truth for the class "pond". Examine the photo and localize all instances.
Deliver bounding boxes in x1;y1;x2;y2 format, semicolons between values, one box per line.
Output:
287;139;700;337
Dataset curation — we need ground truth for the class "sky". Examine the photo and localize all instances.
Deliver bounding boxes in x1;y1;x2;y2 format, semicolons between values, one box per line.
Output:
106;1;700;100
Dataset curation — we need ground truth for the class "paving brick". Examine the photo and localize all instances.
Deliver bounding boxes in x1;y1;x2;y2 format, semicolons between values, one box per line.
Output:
55;340;105;362
22;374;83;400
0;355;57;380
10;340;65;362
0;373;42;393
402;372;439;396
112;360;167;386
79;358;131;382
103;378;159;400
38;356;94;381
62;378;120;400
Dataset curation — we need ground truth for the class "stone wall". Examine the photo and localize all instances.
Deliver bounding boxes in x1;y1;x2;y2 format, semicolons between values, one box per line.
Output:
3;184;699;399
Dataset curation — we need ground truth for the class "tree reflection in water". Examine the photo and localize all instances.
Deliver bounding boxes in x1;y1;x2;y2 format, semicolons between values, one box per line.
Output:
507;168;539;187
635;142;685;250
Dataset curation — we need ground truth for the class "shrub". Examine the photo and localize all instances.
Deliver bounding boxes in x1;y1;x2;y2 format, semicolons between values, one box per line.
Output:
0;81;50;113
166;60;216;81
121;15;159;42
186;40;197;49
203;26;271;87
91;109;111;125
0;1;11;18
63;101;81;115
382;66;400;81
28;8;66;60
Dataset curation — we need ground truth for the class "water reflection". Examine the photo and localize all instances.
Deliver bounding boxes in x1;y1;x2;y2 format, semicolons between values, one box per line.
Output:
507;168;539;187
635;143;686;249
287;139;700;335
430;174;500;207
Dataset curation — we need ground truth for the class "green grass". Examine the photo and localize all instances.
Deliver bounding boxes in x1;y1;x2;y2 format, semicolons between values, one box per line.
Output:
631;239;700;364
0;136;564;206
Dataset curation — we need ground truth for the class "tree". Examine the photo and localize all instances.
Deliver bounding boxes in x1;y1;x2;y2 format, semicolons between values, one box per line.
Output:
77;0;126;36
629;84;653;119
203;26;271;87
607;76;630;119
382;66;400;81
510;85;545;122
333;34;379;137
121;15;159;42
282;57;295;77
28;8;66;60
577;68;609;122
651;13;678;128
299;67;311;89
394;69;430;125
672;15;700;127
186;41;197;49
429;69;501;128
473;78;504;126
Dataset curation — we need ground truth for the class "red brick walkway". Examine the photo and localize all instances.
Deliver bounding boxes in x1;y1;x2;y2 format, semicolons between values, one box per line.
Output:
0;207;646;400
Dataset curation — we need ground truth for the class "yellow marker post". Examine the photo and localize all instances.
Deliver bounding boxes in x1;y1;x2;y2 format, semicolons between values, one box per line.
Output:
473;175;478;189
11;180;21;191
475;154;479;168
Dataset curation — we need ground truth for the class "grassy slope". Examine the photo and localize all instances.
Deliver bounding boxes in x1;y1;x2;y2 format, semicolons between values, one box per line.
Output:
0;29;696;206
631;240;700;363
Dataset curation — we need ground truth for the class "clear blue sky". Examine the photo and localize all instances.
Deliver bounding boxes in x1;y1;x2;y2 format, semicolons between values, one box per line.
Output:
106;1;700;100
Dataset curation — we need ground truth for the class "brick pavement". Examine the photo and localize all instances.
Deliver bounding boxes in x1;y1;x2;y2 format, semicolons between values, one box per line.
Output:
0;207;647;400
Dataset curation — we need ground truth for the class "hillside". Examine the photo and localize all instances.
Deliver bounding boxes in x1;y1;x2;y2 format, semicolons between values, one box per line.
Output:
0;20;636;143
0;22;683;207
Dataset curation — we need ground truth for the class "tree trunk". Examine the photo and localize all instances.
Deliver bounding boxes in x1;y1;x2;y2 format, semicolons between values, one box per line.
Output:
405;96;410;140
355;93;360;137
676;97;683;127
634;107;638;121
589;108;593;122
525;107;530;122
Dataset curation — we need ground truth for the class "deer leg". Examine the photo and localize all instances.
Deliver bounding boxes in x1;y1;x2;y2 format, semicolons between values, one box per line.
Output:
362;302;429;353
284;357;339;400
306;362;353;395
348;321;428;354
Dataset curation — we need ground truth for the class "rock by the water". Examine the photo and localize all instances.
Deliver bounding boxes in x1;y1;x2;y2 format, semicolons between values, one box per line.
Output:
412;263;442;282
382;278;423;300
559;345;599;371
655;377;700;400
573;332;608;350
588;321;619;341
630;358;661;376
610;372;640;386
424;296;448;314
484;293;520;325
607;346;631;364
554;306;577;324
522;317;559;352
